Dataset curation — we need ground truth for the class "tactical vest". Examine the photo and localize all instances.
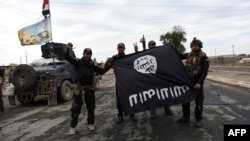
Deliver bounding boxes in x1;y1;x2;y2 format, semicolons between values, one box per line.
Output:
185;51;206;78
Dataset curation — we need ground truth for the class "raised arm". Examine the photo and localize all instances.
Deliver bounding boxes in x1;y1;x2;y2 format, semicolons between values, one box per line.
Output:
65;47;78;66
93;58;112;75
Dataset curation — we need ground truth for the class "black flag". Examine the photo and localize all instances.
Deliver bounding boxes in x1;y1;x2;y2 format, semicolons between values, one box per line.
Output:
113;44;198;115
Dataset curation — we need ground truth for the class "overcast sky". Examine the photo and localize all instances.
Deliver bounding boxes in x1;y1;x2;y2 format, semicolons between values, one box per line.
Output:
0;0;250;65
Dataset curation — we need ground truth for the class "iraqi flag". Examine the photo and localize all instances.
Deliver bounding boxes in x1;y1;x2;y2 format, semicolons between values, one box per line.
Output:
42;0;50;16
112;44;198;115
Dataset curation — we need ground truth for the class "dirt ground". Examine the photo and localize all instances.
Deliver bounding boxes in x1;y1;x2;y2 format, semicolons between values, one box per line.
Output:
1;68;250;141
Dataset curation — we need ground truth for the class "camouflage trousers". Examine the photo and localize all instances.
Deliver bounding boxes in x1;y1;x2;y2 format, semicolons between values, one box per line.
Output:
70;85;96;127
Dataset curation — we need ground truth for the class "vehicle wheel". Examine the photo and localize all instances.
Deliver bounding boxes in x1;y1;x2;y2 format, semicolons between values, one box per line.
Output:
58;80;73;102
16;94;34;104
13;64;36;90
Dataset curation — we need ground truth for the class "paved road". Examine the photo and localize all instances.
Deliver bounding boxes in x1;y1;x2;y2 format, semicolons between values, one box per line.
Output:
0;70;249;141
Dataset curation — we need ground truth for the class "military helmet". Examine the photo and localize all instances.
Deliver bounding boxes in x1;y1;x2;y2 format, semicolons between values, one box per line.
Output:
148;40;156;46
190;37;203;48
67;42;73;47
83;48;92;55
117;42;125;48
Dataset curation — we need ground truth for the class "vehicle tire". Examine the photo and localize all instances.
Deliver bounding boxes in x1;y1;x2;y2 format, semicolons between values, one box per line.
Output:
13;64;36;90
16;94;34;104
58;80;73;102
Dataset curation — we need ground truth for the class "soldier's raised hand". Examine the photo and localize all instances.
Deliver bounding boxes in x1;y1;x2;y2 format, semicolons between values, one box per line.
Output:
133;42;138;53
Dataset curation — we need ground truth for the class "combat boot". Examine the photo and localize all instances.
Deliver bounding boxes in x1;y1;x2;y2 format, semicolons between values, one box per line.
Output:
116;116;124;124
130;115;137;122
176;117;190;123
69;127;76;135
88;124;95;131
195;120;202;127
149;109;156;119
164;107;174;116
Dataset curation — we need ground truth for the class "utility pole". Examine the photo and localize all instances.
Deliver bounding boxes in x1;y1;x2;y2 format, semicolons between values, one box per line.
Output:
214;48;216;64
25;50;28;64
232;45;235;64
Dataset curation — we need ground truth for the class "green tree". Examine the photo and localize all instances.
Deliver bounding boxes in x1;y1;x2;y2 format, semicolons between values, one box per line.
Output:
160;25;187;53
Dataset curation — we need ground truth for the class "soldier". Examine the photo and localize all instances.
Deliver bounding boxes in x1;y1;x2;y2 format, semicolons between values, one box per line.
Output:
0;68;5;115
176;37;209;127
65;46;111;134
8;69;13;86
109;42;138;124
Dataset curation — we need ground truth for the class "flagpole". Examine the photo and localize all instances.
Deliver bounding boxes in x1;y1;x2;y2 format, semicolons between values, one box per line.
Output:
45;15;56;68
44;15;55;68
42;0;52;42
43;0;55;67
44;15;53;42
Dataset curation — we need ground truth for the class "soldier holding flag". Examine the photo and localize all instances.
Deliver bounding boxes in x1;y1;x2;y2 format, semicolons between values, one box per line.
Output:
110;42;138;124
176;37;209;127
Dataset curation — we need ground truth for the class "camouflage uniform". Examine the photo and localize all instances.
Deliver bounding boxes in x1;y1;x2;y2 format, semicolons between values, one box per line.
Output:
177;37;210;127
